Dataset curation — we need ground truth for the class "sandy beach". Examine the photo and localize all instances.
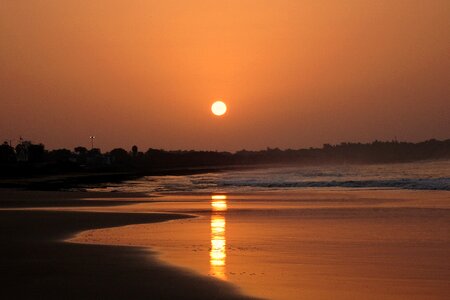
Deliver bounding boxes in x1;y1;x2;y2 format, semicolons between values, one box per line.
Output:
0;189;257;300
2;188;449;299
68;190;450;300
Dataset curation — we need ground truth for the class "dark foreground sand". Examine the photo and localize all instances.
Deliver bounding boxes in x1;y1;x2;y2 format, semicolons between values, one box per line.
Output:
0;189;257;300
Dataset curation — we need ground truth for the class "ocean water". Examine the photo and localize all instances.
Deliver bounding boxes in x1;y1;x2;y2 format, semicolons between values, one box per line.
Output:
88;160;450;193
76;160;450;299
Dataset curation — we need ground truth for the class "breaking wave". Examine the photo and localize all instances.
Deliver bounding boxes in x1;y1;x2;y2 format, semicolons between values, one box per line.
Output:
218;177;450;191
87;160;450;193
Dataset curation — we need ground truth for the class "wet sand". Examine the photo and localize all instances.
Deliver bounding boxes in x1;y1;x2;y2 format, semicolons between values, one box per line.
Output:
70;190;450;300
0;189;257;299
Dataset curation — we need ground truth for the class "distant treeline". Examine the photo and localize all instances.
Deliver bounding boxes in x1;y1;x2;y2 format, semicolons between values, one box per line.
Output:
1;139;449;177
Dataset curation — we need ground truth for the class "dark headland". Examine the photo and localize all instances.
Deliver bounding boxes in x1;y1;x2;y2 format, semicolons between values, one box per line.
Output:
1;138;449;190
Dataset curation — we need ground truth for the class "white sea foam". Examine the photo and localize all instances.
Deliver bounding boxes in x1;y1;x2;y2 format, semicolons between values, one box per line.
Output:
87;160;450;193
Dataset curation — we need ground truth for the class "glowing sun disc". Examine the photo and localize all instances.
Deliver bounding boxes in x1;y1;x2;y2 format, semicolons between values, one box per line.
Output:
211;101;227;116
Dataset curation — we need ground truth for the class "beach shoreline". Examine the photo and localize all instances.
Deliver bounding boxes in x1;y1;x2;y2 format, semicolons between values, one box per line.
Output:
67;189;450;300
2;187;449;299
0;188;258;299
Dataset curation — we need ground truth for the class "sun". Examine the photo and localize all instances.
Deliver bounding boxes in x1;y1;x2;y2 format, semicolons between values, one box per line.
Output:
211;101;227;116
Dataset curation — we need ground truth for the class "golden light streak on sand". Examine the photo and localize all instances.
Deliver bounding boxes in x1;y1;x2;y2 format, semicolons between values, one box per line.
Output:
211;200;227;212
211;195;227;201
210;195;227;280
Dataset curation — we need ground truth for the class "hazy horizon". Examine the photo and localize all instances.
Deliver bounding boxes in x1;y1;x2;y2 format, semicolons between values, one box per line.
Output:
4;137;449;154
1;1;449;151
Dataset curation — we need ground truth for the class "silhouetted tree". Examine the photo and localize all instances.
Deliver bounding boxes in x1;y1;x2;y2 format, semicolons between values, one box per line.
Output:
48;149;72;162
0;142;16;163
27;143;45;162
110;148;129;164
14;141;44;163
15;142;29;162
88;148;101;156
131;145;138;158
74;146;88;155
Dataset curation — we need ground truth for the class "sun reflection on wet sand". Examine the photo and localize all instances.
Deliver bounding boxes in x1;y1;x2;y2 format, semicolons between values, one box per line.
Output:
210;195;227;280
68;191;450;300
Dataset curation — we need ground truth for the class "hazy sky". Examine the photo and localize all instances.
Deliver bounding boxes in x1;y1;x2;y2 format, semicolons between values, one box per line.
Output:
1;1;449;151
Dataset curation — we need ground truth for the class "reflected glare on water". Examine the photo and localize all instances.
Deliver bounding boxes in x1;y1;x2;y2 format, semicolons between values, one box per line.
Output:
210;195;227;280
211;200;227;212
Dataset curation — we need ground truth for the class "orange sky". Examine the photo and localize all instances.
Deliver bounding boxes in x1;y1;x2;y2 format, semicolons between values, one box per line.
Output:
1;1;449;151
